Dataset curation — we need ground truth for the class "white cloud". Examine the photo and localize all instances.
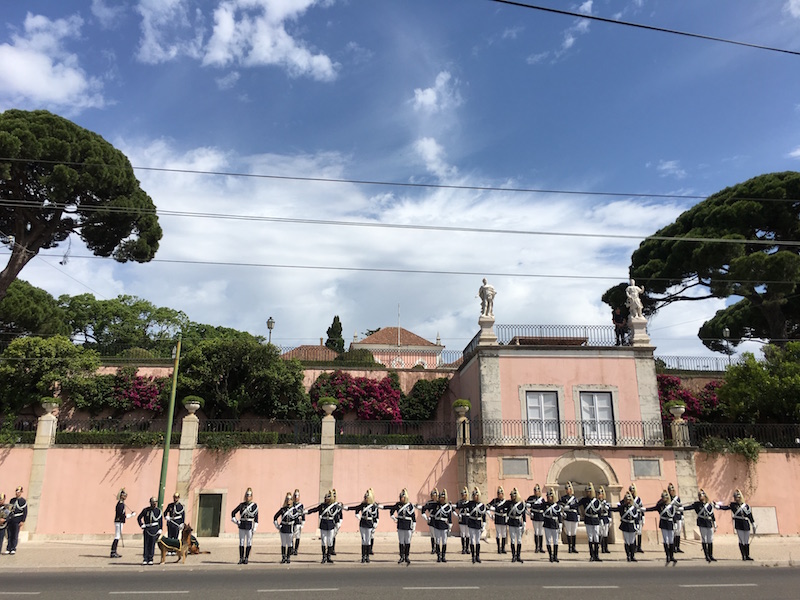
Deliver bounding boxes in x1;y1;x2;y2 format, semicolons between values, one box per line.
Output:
203;0;338;82
0;13;105;112
413;137;457;179
412;71;462;114
785;0;800;18
788;146;800;159
215;70;241;90
502;26;524;40
578;1;593;16
526;51;550;65
655;159;688;179
135;0;204;64
91;0;126;29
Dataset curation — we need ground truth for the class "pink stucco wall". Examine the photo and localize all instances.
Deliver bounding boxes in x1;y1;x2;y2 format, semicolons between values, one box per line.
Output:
0;447;33;497
449;358;482;420
301;367;453;394
498;354;645;421
695;450;800;534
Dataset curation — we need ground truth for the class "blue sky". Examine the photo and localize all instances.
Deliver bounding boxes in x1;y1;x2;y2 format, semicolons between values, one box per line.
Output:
2;0;800;358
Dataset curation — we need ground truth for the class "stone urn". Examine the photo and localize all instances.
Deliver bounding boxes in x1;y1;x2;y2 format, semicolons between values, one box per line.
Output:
184;402;201;415
321;403;337;417
668;404;686;419
41;397;60;415
453;400;471;418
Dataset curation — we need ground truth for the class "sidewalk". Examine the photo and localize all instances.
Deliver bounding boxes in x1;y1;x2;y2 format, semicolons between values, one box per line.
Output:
2;533;798;570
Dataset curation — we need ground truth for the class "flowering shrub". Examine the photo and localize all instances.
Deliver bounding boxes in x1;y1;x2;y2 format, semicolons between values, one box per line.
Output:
112;366;168;413
657;374;721;422
310;370;402;422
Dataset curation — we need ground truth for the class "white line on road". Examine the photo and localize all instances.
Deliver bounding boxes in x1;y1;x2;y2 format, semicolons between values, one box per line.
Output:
403;587;480;591
109;592;189;595
0;594;42;596
258;590;340;593
543;586;620;590
679;584;758;588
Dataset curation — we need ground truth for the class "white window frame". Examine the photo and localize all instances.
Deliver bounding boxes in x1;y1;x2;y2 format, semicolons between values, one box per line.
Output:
518;385;566;446
573;386;619;446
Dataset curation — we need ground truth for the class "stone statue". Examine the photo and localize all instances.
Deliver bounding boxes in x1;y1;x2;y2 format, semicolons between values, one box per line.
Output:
477;278;496;318
625;278;645;319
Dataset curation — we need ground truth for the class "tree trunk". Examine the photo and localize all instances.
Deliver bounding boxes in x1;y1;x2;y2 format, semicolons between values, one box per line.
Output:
0;246;39;301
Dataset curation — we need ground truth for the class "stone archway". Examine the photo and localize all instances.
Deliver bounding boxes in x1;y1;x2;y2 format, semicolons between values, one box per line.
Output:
545;450;623;544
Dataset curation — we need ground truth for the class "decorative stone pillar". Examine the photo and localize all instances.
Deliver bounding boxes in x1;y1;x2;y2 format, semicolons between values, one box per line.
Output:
454;403;470;448
176;406;200;500
478;315;497;345
27;401;59;538
670;405;690;447
318;404;336;502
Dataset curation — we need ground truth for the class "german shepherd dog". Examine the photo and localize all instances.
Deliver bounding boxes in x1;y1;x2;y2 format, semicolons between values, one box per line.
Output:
158;524;194;564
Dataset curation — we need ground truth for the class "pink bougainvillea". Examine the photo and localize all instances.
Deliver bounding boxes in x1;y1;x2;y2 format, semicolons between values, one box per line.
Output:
310;370;402;422
113;367;168;413
657;374;721;422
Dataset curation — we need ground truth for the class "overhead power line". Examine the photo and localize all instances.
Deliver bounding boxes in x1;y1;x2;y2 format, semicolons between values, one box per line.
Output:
488;0;800;57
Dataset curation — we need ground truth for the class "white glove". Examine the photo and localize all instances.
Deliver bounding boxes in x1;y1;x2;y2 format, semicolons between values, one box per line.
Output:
253;523;258;533
127;512;136;518
274;521;280;530
232;517;239;525
391;515;398;522
157;529;162;535
140;524;145;530
165;515;171;521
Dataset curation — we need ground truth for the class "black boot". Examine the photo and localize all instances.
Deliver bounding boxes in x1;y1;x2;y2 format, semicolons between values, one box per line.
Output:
745;544;753;561
552;545;559;563
516;544;523;564
475;544;482;563
365;544;370;563
245;545;251;565
370;538;374;556
462;537;468;554
625;543;631;562
471;543;476;564
436;543;441;563
283;545;289;564
547;544;553;562
398;543;405;564
431;537;436;554
404;543;411;565
708;542;716;562
501;537;507;554
110;539;121;559
329;539;336;556
322;544;328;564
326;546;334;564
629;543;637;562
294;538;300;556
595;542;603;562
702;542;709;562
511;543;517;563
239;545;245;564
675;535;683;553
538;534;544;553
496;537;501;554
602;537;610;553
670;543;677;565
637;534;643;553
441;544;447;563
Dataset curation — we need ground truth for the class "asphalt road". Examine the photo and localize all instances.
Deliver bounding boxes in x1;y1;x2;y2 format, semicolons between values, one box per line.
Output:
5;565;797;600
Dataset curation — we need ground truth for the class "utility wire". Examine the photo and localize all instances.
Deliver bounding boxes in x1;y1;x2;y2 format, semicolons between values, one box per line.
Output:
489;0;800;57
0;196;798;247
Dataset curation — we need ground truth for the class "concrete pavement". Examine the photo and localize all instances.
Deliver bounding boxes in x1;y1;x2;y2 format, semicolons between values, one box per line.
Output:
2;533;798;571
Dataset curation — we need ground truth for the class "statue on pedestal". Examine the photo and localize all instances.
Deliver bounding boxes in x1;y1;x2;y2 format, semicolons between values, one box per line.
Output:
478;278;496;318
625;278;645;320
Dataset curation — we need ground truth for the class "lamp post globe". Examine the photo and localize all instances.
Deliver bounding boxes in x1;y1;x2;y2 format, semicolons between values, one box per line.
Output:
267;316;275;344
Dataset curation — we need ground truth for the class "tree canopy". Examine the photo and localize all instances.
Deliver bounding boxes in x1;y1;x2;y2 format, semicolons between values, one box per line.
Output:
611;172;800;351
0;279;70;339
325;315;345;354
0;109;162;300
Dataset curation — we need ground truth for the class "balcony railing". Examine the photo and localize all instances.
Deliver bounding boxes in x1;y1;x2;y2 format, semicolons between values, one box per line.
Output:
688;422;800;449
200;419;321;445
656;355;742;372
464;324;619;356
335;420;456;446
468;419;668;447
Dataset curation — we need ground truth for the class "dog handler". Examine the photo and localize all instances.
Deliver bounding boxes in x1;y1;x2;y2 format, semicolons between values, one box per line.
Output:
137;497;162;566
110;488;135;558
164;492;185;557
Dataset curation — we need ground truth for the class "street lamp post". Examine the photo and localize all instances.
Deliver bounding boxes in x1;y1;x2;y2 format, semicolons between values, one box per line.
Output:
267;316;275;344
158;335;182;508
723;327;731;367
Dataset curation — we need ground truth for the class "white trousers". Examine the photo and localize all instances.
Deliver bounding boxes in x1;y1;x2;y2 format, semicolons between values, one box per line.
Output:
532;521;544;536
238;528;253;547
359;526;374;545
114;523;123;540
563;520;578;536
599;521;610;537
495;524;507;539
585;523;599;542
660;528;675;544
433;528;448;545
544;527;560;546
280;531;293;548
460;524;469;539
508;525;524;544
737;529;751;545
321;529;335;547
468;526;482;545
699;526;713;543
622;530;637;545
397;529;412;544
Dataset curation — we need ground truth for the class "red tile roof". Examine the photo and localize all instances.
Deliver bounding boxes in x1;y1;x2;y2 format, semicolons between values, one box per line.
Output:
281;345;339;361
354;327;438;347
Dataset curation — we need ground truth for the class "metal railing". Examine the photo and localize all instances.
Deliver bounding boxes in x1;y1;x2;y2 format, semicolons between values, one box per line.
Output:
688;422;800;449
54;418;181;445
464;324;618;357
469;419;667;447
200;419;321;445
335;420;456;446
278;346;463;369
655;355;742;372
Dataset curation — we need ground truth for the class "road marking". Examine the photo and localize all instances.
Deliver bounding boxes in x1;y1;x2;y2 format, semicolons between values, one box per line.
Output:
0;594;42;596
109;593;189;595
543;587;619;590
403;587;480;591
679;584;758;588
258;590;340;593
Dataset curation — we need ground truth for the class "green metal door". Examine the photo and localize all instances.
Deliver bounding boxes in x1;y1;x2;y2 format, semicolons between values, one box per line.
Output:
197;493;222;537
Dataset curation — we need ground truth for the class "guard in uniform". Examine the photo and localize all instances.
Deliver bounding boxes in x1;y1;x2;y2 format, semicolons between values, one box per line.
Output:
667;483;684;553
542;488;563;563
346;488;380;563
506;488;527;563
4;486;26;555
718;489;756;561
329;488;342;556
611;492;642;562
111;488;135;558
305;489;342;564
231;487;259;564
597;486;611;554
466;487;487;564
578;483;602;562
645;490;678;566
0;494;10;552
629;483;645;552
137;497;162;565
291;489;305;556
526;484;545;553
686;488;718;562
456;487;471;554
559;481;580;554
488;486;509;554
274;492;302;564
430;489;454;563
383;488;416;565
420;488;439;554
164;492;185;556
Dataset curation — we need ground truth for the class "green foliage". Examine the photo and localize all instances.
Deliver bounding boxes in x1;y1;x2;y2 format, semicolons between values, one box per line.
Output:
334;348;376;365
0;109;162;300
700;435;762;463
400;377;450;421
608;172;800;349
0;280;70;338
181;395;205;408
63;374;115;415
199;431;279;451
0;336;100;413
453;398;471;410
55;430;180;446
325;316;345;354
716;342;800;423
318;396;338;406
336;433;423;445
178;338;309;419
